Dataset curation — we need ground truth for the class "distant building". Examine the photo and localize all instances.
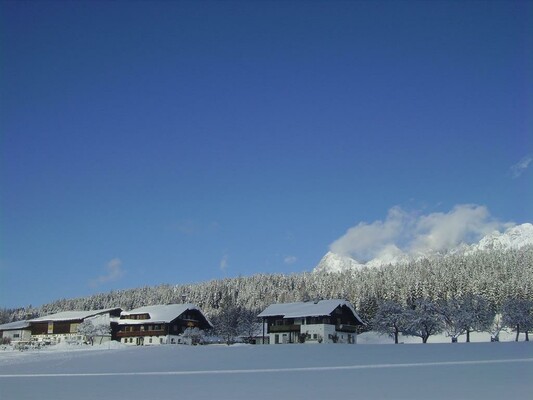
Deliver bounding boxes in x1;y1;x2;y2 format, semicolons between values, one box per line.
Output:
258;299;364;344
28;308;122;344
0;320;31;344
117;304;213;345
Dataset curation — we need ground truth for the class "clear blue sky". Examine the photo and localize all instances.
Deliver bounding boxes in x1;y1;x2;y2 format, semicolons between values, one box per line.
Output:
1;1;531;308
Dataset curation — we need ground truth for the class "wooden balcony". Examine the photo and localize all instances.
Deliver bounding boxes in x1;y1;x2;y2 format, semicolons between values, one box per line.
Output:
268;324;301;333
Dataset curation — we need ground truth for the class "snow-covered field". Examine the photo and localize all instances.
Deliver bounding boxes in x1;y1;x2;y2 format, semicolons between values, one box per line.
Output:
0;340;532;399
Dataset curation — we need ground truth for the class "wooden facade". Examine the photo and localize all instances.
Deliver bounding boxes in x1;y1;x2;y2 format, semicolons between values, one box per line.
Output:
118;305;212;345
28;308;122;344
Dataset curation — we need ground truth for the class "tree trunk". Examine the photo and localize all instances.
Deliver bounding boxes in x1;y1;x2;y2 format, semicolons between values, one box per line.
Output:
466;329;470;343
422;335;428;343
525;331;529;342
515;324;520;342
394;327;399;344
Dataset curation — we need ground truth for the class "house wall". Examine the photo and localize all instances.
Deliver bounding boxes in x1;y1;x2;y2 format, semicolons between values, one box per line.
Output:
30;312;116;344
304;324;357;344
120;334;192;346
268;324;357;345
1;329;31;343
31;333;84;344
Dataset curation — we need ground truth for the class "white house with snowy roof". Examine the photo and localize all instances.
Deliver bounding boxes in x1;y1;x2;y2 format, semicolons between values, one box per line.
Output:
258;299;364;345
28;308;122;344
117;304;213;346
0;320;32;345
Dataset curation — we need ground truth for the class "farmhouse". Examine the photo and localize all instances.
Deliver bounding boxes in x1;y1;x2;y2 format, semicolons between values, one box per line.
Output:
0;320;31;345
29;308;122;344
117;304;213;345
258;299;364;344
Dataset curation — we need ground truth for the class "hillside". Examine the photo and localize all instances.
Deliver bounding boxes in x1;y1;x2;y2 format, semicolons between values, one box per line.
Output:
4;244;532;326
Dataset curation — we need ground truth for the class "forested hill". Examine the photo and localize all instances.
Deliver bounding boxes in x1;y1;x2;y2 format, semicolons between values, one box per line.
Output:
3;246;532;324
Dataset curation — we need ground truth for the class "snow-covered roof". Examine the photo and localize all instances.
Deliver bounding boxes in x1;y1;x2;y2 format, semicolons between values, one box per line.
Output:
0;320;31;331
258;299;364;323
29;308;121;323
119;304;213;327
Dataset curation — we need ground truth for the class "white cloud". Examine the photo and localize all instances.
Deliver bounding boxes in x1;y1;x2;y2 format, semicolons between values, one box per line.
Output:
510;155;532;178
284;256;297;265
410;205;505;254
330;204;512;263
330;206;412;261
219;254;229;272
90;258;125;287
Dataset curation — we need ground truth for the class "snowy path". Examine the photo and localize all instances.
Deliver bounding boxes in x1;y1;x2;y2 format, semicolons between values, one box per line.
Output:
1;357;532;378
1;343;532;399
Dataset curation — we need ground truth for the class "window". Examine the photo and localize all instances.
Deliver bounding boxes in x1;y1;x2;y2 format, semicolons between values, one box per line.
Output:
160;338;164;344
13;333;20;338
313;334;317;339
149;338;152;343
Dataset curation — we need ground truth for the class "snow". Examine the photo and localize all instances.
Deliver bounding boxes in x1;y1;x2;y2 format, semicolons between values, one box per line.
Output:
315;222;533;273
30;308;120;322
471;223;533;252
357;329;530;344
0;320;30;330
0;342;533;400
314;251;365;273
258;299;362;322
119;303;212;326
0;341;531;399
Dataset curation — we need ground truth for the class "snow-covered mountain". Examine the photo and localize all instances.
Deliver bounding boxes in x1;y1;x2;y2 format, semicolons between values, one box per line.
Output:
469;223;533;252
314;223;533;273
